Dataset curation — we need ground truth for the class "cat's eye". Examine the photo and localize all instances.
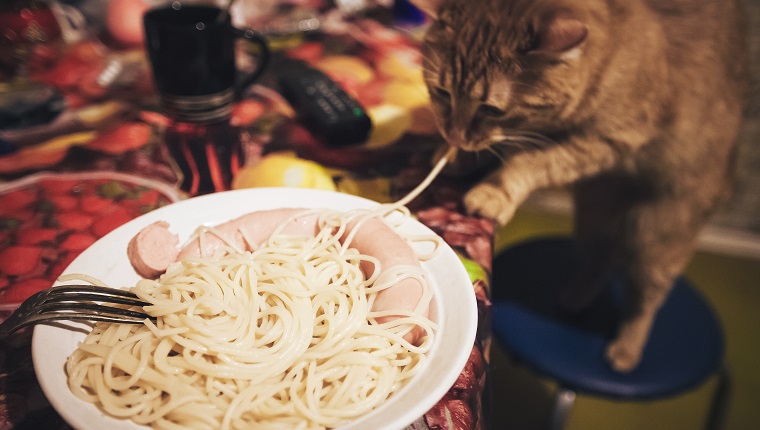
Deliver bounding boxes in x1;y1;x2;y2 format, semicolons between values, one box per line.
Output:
431;87;450;101
520;25;539;53
477;104;505;118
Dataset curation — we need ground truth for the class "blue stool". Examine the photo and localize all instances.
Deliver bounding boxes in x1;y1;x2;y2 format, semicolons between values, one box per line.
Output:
490;237;729;430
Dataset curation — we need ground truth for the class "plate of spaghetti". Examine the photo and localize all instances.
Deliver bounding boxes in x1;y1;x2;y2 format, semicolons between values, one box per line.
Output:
31;187;478;430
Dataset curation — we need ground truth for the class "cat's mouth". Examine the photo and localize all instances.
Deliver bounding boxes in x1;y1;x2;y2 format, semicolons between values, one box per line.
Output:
454;142;489;152
446;131;557;153
444;135;497;152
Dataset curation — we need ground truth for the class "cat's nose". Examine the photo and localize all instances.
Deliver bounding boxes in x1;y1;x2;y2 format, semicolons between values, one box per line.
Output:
445;128;468;148
446;128;472;151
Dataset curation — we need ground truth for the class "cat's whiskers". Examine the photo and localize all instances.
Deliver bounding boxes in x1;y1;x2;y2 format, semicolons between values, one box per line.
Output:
515;130;555;145
422;51;441;74
492;138;532;153
421;58;442;76
421;64;440;76
485;146;507;163
489;131;556;152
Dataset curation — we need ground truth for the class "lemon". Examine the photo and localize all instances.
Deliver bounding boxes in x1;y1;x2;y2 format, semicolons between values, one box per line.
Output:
381;80;438;136
382;79;430;109
315;55;375;84
364;104;412;148
377;53;424;82
232;153;337;191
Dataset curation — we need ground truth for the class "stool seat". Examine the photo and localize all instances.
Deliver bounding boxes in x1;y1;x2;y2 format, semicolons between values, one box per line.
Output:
491;237;725;401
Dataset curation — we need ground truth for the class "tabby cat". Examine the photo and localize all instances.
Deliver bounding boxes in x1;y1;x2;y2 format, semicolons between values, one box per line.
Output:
410;0;747;371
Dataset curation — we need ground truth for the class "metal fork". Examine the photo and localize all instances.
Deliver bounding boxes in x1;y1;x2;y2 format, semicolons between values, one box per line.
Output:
0;284;152;337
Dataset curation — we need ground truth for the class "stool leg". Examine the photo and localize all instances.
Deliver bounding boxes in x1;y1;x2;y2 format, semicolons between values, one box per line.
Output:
706;365;731;430
548;388;576;430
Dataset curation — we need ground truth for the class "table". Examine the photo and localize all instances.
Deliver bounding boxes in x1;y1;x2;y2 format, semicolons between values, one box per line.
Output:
0;7;494;430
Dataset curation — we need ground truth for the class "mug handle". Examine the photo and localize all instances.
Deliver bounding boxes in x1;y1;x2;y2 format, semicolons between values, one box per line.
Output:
232;28;270;99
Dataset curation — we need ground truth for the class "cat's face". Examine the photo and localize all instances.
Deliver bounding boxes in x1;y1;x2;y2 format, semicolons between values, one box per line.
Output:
418;0;589;151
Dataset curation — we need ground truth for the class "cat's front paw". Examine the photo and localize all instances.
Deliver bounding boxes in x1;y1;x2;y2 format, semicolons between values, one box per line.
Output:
605;339;643;373
463;183;515;225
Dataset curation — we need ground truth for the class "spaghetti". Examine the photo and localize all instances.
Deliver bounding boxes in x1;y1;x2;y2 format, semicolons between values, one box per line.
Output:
64;146;457;429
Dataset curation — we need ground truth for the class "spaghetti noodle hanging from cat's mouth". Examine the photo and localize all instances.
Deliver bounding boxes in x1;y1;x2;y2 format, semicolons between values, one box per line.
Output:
395;145;458;207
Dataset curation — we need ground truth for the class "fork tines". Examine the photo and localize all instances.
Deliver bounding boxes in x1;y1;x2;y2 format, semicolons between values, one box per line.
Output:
0;284;153;336
43;284;151;307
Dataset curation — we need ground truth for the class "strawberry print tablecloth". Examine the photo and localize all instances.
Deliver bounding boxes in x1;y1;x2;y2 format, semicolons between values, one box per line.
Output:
0;6;494;429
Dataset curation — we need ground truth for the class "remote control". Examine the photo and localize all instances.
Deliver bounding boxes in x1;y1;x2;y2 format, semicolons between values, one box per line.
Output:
278;61;371;147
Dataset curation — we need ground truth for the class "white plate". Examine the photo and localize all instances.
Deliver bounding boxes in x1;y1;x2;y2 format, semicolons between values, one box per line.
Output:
32;188;478;430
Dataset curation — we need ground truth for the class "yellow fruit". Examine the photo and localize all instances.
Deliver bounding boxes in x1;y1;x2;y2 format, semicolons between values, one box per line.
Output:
377;52;423;82
382;79;430;109
364;104;412;148
315;55;375;84
330;173;393;203
232;153;336;191
380;80;438;136
456;251;490;287
37;131;98;152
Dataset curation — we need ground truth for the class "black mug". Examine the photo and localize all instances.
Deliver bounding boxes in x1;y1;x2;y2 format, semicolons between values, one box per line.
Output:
143;4;269;123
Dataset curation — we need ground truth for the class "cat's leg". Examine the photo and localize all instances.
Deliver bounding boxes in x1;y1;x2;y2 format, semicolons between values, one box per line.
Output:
606;272;674;373
560;176;625;311
605;197;702;372
463;137;621;226
463;160;540;225
463;181;518;226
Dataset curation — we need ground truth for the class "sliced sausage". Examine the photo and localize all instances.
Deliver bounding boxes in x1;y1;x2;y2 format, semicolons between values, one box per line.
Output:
128;208;429;343
127;221;179;279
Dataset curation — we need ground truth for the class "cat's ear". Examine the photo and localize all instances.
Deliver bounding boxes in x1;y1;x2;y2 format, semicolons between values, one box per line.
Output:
534;12;588;53
407;0;443;18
